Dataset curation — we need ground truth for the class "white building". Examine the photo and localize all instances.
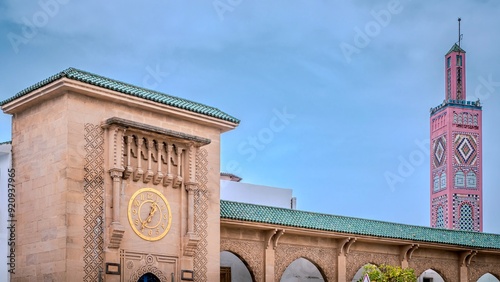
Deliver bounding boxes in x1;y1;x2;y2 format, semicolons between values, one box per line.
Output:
220;173;328;282
220;172;296;209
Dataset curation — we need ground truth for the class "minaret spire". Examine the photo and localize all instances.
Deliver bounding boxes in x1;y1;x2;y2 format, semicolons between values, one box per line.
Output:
458;17;462;48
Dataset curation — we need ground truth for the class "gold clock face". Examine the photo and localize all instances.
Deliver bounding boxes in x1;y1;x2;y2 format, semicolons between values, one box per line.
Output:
128;188;172;241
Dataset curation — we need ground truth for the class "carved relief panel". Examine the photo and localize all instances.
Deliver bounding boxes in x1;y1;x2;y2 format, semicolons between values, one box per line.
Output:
101;117;211;280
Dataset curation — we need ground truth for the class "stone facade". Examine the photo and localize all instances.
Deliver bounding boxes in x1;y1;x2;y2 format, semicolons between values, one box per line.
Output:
220;220;500;282
2;75;238;281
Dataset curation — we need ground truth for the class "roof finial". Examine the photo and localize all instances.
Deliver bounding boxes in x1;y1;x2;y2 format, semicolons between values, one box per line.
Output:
458;17;462;48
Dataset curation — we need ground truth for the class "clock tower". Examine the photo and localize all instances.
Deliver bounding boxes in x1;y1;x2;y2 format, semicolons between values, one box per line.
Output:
430;20;483;232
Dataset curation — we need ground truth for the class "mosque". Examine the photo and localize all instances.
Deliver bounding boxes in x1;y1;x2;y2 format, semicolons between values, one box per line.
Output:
0;38;499;281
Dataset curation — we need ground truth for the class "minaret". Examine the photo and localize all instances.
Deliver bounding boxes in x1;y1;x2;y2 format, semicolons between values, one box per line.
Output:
430;18;483;232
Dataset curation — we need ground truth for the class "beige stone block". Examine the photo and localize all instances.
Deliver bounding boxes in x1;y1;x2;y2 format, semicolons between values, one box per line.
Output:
66;180;84;193
66;188;84;204
66;167;84;180
13;265;36;279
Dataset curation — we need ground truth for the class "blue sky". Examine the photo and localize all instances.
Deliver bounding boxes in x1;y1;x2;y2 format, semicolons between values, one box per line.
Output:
1;1;499;233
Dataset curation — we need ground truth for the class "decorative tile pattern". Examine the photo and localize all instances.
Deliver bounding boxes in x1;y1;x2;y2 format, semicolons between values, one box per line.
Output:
431;195;448;228
83;123;105;282
454;169;479;190
193;148;209;282
466;171;477;188
436;206;445;228
433;135;446;168
459;204;474;231
455;171;465;188
440;172;447;189
454;134;478;165
432;169;446;193
452;194;480;232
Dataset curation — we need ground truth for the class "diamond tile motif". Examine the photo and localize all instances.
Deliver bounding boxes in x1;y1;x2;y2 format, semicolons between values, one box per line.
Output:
454;134;478;165
433;136;446;168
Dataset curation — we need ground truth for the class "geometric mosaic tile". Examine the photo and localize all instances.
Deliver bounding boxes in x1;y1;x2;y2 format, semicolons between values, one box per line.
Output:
454;134;478;165
452;194;480;232
433;135;446;168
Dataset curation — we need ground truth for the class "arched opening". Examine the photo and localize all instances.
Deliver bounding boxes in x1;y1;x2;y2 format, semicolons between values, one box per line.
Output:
137;273;160;282
220;251;253;282
478;273;500;282
352;263;378;282
418;269;445;282
280;257;325;282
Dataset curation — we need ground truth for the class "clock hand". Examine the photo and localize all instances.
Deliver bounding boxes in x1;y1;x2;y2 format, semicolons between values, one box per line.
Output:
141;202;158;230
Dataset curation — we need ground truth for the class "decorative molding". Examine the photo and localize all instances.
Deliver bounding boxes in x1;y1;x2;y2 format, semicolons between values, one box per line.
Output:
410;256;457;282
273;229;285;250
108;222;125;249
121;251;177;282
183;233;201;257
338;237;356;256
193;148;209;282
102;117;211;146
83;123;105;282
264;228;285;250
122;133;190;189
265;229;277;249
400;244;419;262
221;239;263;282
460;250;477;267
129;265;168;281
275;244;335;281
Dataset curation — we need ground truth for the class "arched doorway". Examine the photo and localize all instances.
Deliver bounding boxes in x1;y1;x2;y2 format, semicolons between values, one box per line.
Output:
280;257;325;281
352;263;377;282
478;273;500;282
220;251;253;282
137;272;161;282
418;269;445;282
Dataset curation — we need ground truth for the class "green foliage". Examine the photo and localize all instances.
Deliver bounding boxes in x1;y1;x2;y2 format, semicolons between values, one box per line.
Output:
358;264;417;282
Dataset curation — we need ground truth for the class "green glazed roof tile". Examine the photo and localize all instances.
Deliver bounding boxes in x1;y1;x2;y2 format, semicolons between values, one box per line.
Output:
446;43;466;55
220;200;500;250
0;68;240;124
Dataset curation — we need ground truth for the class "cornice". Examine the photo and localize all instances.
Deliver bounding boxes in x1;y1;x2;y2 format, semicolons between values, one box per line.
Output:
1;78;238;132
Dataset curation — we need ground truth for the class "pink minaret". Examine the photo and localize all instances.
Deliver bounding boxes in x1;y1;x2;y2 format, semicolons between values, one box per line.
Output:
430;19;483;232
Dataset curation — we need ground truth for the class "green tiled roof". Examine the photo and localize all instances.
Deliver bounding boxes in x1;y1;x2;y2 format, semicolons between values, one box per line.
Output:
221;200;500;250
0;141;12;145
446;43;466;55
0;68;240;124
